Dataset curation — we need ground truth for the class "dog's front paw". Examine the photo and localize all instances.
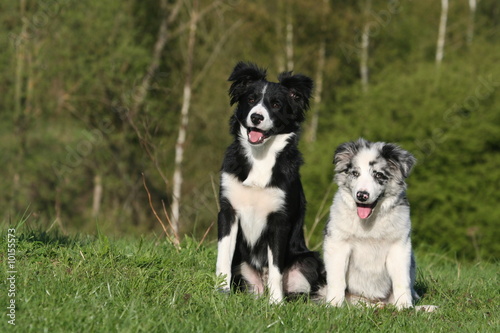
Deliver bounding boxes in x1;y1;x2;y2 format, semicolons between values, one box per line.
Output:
326;293;345;307
328;300;344;307
217;286;231;295
268;289;284;305
394;298;413;310
269;296;284;305
393;289;414;310
396;302;413;310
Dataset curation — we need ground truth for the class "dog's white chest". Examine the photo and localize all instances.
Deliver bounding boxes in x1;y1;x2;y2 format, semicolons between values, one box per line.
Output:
239;127;293;188
221;173;285;247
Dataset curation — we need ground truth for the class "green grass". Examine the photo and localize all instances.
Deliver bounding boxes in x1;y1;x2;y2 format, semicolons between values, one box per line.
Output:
0;226;498;332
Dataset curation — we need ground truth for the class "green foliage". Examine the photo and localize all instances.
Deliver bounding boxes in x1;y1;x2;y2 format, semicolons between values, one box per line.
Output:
0;228;498;332
0;0;498;260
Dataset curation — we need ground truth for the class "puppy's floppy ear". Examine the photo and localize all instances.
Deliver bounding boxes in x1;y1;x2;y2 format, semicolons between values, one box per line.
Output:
228;62;267;105
278;71;314;112
334;140;361;173
381;143;416;179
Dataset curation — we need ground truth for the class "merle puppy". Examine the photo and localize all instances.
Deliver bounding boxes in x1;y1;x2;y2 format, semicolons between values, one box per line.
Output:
322;138;437;312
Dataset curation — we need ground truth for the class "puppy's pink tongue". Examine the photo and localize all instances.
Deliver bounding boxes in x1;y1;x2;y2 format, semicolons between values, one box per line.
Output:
248;130;265;144
357;206;372;219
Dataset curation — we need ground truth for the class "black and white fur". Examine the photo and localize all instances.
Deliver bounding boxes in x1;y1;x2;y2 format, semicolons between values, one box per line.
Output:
323;138;437;311
216;62;324;303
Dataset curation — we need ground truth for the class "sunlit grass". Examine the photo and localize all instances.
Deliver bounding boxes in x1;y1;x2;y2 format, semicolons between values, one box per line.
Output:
0;225;497;332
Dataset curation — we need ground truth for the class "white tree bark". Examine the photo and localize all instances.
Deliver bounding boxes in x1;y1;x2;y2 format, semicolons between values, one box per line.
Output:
309;40;325;142
127;0;183;192
171;1;198;233
467;0;477;45
92;174;103;218
131;0;181;117
276;0;285;73
308;0;328;142
360;0;371;93
360;23;369;92
436;0;448;66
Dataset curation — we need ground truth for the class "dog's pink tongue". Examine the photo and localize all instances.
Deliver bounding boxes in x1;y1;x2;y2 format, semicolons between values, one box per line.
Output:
357;206;372;219
248;130;264;144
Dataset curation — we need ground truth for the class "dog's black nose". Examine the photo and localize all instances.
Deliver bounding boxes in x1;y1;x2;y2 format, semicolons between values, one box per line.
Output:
250;113;264;125
356;191;370;202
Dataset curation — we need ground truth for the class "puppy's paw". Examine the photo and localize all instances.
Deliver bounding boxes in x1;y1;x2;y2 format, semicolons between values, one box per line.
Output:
269;297;284;305
415;305;439;312
216;286;231;295
326;295;345;307
395;300;413;310
394;292;413;310
268;289;284;305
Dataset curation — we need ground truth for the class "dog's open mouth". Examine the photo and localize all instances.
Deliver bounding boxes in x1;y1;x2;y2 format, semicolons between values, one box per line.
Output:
247;128;269;144
356;201;378;219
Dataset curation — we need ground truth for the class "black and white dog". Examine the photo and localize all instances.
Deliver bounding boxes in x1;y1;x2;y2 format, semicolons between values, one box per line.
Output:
216;62;324;303
323;138;437;311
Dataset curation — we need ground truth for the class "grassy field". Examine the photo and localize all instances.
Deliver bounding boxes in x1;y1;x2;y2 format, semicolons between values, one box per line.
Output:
1;225;497;332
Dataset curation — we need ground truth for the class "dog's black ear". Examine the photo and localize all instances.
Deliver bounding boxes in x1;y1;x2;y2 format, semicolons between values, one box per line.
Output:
334;140;362;173
228;62;267;105
381;143;416;179
278;72;314;113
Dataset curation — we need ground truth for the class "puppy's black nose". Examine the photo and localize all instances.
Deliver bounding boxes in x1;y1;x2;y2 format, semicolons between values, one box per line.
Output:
356;191;370;202
250;113;264;125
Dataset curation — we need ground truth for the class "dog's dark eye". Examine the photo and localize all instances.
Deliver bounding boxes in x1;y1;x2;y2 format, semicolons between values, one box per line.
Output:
375;172;386;180
351;170;360;177
248;97;255;104
271;102;281;109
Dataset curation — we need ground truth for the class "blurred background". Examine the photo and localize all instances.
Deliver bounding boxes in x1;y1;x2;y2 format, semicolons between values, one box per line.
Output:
1;0;498;260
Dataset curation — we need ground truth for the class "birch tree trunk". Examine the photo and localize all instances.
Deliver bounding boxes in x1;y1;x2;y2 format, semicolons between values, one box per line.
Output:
308;0;328;142
14;2;28;215
467;0;477;45
130;0;181;117
436;0;448;66
171;0;198;234
127;0;182;193
276;0;285;73
92;175;103;218
360;0;371;93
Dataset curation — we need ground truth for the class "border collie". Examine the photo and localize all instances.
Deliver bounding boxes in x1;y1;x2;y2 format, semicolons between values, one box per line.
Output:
322;138;437;311
216;62;324;303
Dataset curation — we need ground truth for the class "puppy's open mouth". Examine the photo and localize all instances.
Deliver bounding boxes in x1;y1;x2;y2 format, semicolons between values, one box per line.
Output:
356;201;378;219
247;128;269;145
